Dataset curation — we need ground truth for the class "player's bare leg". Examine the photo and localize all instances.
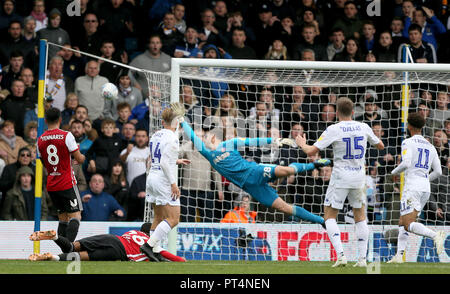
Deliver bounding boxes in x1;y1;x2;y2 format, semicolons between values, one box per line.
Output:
352;206;369;267
324;206;347;267
141;205;178;262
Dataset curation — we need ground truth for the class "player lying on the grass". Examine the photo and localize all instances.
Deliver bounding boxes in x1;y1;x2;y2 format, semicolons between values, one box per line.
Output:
170;102;329;226
387;112;444;264
28;222;185;262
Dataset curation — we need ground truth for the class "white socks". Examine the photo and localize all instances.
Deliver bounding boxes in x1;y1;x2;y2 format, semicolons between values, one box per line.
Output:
147;220;172;250
355;220;369;260
396;226;409;255
325;219;344;257
408;222;437;239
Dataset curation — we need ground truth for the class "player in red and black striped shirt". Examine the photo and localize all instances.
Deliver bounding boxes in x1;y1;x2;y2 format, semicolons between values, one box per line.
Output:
28;223;185;262
37;107;85;242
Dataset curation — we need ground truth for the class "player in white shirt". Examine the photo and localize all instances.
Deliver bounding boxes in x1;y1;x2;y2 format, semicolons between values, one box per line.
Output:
296;97;385;267
140;107;190;262
387;112;445;264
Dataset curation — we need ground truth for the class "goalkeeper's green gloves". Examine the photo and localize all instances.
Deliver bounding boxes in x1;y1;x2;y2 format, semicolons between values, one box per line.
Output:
170;102;185;123
274;138;296;147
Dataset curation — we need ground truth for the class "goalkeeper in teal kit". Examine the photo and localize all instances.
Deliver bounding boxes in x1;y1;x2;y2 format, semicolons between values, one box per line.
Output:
171;102;329;225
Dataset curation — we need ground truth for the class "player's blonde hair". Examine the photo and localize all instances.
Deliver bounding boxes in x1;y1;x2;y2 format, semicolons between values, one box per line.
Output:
336;97;353;117
162;107;177;125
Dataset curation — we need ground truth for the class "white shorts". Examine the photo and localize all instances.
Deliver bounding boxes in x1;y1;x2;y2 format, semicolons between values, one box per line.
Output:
324;185;366;209
145;174;180;207
400;190;430;216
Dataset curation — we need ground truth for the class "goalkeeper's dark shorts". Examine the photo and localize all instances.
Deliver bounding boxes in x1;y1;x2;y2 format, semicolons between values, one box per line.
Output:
78;234;128;261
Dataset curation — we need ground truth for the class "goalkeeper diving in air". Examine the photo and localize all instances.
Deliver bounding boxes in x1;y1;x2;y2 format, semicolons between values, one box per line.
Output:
170;102;330;226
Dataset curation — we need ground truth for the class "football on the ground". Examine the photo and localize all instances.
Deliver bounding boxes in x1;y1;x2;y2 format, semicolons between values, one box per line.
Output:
101;83;118;100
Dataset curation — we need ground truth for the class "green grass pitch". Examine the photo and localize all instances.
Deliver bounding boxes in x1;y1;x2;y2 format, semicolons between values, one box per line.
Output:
0;260;449;274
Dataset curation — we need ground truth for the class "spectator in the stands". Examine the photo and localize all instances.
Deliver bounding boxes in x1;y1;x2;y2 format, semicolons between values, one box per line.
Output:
22;16;37;44
20;67;37;104
390;16;408;50
0;166;47;221
297;7;322;40
113;102;132;134
431;91;450;125
36;8;70;61
0;120;28;165
292;23;327;61
221;194;257;223
75;60;109;121
83;118;98;142
433;130;449;167
74;12;104;56
86;118;124;177
104;159;129;213
373;31;397;63
180;84;201;125
199;44;230;107
172;3;186;34
0;79;34;138
429;157;450;225
45;55;75;111
30;0;47;32
174;26;203;58
197;8;227;48
398;24;437;63
81;173;125;221
155;11;184;56
211;1;227;32
417;101;441;139
333;37;363;62
98;40;128;85
61;92;79;128
57;44;85;82
23;121;37;145
327;27;346;61
1;50;25;91
226;27;257;59
0;0;23;33
264;39;289;60
70;119;92;156
331;1;364;40
0;146;34;208
97;0;135;50
402;6;446;51
128;34;171;97
360;20;377;54
253;1;284;58
120;121;135;145
120;128;149;186
224;10;256;49
309;104;336;141
127;172;146;221
104;69;142;121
